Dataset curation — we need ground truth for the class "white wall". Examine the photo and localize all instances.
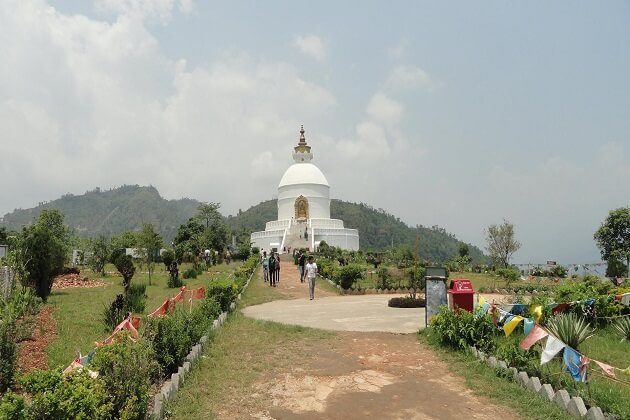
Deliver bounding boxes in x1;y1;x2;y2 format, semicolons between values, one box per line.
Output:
314;228;360;251
277;183;330;220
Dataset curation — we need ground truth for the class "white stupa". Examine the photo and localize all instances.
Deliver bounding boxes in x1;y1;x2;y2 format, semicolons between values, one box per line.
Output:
251;126;359;253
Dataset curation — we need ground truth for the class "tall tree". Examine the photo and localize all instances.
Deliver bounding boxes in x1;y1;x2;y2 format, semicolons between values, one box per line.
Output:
485;220;521;268
594;207;629;278
135;223;163;285
88;235;109;276
197;202;222;228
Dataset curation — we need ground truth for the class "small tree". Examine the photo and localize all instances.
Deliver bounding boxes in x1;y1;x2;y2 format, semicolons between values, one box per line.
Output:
88;235;109;276
485;220;521;268
197;202;222;228
594;207;629;278
135;224;163;285
161;249;175;270
496;267;520;289
114;254;135;296
407;264;426;299
458;243;470;258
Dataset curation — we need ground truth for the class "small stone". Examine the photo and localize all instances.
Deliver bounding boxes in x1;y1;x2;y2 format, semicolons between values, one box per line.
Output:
517;371;529;387
567;397;588;418
212;319;219;329
469;346;477;356
153;394;163;417
497;360;508;370
538;383;555;401
161;382;172;401
200;335;208;344
487;356;498;368
508;367;518;379
585;407;605;420
183;361;191;373
554;389;571;410
178;366;185;383
171;373;181;390
527;376;542;392
477;351;486;361
230;302;236;311
237;293;241;300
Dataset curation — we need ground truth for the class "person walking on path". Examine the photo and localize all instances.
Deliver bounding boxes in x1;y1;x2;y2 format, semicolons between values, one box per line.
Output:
262;251;269;283
268;253;277;287
305;256;318;300
298;251;306;283
275;252;281;284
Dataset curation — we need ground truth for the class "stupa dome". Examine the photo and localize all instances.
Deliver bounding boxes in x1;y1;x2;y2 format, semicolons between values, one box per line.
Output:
278;162;329;188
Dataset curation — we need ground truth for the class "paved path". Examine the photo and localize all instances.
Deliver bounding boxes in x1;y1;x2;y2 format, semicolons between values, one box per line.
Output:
243;294;425;333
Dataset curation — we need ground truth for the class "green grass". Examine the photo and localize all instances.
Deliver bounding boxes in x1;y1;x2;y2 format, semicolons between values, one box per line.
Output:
46;262;240;368
419;331;572;420
167;268;333;419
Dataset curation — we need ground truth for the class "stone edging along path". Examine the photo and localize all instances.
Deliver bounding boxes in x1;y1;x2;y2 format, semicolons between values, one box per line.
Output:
469;346;609;420
150;265;258;420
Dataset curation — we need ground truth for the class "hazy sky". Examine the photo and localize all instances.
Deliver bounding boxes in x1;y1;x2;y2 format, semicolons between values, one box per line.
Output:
1;0;628;263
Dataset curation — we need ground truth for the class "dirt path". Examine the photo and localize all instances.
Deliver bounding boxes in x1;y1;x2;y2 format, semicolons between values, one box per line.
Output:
17;305;58;374
245;264;519;419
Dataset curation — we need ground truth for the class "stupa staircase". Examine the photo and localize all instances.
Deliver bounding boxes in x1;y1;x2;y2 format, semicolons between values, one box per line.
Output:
281;222;310;252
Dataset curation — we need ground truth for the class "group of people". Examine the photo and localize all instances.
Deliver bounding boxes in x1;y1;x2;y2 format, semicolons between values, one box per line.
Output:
261;251;281;286
261;249;318;300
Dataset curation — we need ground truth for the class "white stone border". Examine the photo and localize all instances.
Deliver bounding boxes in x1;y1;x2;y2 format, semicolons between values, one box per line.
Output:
469;346;609;419
150;263;259;419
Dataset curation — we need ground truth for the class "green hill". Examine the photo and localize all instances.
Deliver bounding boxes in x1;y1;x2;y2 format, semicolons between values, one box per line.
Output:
0;185;200;241
226;199;485;263
2;187;485;262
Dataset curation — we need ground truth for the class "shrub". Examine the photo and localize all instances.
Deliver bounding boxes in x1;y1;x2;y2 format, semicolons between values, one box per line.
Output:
182;267;198;279
334;264;363;290
496;267;520;288
0;318;17;393
546;313;594;351
317;259;334;279
113;254;135;295
161;249;175;270
144;311;191;375
388;297;425;308
102;286;147;331
184;298;221;345
167;270;184;288
207;280;238;312
495;336;540;376
251;247;260;255
429;306;496;352
376;267;392;290
21;369;113;419
407;264;426;298
0;391;26;420
90;337;158;419
613;316;630;342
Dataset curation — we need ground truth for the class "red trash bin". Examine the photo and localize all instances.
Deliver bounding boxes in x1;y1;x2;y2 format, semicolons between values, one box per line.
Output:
447;279;474;312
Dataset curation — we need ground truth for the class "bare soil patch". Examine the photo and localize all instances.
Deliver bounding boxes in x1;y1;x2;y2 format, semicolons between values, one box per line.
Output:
16;305;58;374
53;273;107;289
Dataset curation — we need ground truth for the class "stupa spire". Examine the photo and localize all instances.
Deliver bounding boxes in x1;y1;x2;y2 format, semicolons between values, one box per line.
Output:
293;124;313;162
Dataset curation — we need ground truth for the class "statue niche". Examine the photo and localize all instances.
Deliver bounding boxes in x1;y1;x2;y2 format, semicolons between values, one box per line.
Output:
294;196;309;220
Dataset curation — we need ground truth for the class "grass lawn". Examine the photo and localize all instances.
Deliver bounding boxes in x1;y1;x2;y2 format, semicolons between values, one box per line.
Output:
419;332;573;420
46;262;241;368
166;268;333;419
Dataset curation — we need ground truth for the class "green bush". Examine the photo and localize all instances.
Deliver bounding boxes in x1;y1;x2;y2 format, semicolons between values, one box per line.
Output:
387;297;425;308
429;306;496;352
0;318;17;393
316;259;334;279
144;311;191;375
376;267;392;289
182;267;198;279
21;369;113;419
90;337;158;420
102;285;146;331
333;264;363;290
546;313;594;351
207;280;238;312
0;391;26;420
495;336;540;376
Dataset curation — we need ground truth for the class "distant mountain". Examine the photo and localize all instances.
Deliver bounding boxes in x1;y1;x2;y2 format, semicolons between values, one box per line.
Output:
1;185;200;242
226;199;486;263
2;187;485;262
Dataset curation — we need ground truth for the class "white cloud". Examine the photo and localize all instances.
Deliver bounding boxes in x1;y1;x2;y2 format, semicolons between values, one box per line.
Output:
384;65;434;91
293;34;326;61
0;0;336;215
366;92;403;125
387;38;408;59
95;0;194;22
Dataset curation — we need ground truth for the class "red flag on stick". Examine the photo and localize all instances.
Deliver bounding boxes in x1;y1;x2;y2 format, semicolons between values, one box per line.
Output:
148;299;170;318
520;324;549;350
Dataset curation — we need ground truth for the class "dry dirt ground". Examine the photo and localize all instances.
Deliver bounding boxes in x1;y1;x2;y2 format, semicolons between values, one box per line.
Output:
17;305;57;374
243;265;519;420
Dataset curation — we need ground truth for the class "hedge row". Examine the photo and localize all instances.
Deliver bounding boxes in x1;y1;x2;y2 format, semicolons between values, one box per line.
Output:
0;255;260;419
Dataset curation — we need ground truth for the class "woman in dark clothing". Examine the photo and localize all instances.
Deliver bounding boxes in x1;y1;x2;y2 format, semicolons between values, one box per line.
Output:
275;253;281;284
268;253;277;286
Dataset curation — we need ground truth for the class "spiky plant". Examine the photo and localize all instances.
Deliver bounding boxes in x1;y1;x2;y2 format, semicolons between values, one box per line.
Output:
613;317;630;342
546;312;594;350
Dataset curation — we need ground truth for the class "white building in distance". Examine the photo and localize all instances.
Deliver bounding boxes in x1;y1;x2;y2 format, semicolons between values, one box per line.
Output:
251;126;359;253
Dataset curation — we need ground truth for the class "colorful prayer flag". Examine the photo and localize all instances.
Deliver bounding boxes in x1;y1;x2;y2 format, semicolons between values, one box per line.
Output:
520;324;548;350
594;360;616;378
503;316;523;336
523;318;534;335
541;335;566;364
563;347;584;382
532;305;543;323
